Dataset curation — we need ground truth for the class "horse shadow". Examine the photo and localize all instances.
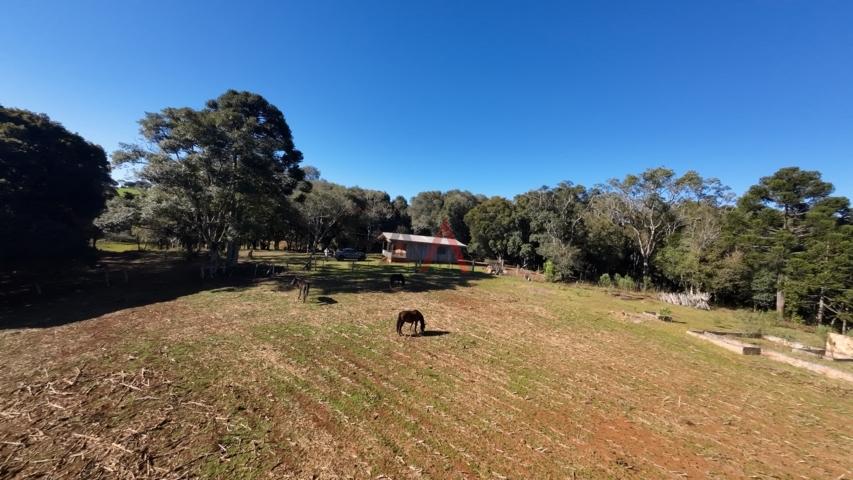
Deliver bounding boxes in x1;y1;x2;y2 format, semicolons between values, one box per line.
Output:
420;330;450;337
316;296;338;305
399;330;450;338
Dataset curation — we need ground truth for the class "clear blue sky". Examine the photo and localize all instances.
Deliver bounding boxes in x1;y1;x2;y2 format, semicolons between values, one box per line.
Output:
2;1;851;200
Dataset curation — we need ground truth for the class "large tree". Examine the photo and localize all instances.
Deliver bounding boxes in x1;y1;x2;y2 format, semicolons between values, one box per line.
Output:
785;196;852;329
439;190;482;244
735;167;834;317
94;190;143;247
114;90;305;265
408;190;482;242
1;107;113;269
595;168;726;287
464;197;520;263
409;191;446;235
391;195;412;233
294;181;359;252
349;187;394;250
515;182;590;278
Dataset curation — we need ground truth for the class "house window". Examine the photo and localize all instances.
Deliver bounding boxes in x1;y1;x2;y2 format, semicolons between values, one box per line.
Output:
437;246;448;257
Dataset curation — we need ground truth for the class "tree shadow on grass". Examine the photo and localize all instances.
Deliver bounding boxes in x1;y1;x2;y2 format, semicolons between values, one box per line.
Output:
0;253;273;330
0;252;496;330
304;262;492;296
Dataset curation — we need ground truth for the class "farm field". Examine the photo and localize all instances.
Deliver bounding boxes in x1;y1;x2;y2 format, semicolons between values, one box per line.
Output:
1;252;851;479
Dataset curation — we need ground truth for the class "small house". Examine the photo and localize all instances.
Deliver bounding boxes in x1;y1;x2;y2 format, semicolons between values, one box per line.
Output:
378;232;467;263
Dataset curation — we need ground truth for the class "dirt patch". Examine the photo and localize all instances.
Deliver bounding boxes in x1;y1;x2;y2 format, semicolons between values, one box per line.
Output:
0;366;228;479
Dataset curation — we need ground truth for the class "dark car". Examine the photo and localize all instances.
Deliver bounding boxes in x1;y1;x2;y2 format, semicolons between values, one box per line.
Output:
335;248;366;261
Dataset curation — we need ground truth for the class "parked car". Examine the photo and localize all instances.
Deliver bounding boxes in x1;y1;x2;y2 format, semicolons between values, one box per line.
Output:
335;248;366;261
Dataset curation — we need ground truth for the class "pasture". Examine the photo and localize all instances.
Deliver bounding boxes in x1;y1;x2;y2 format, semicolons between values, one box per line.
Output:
1;252;851;479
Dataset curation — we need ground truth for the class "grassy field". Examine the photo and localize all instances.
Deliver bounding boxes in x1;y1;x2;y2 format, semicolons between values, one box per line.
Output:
95;240;141;252
0;251;851;479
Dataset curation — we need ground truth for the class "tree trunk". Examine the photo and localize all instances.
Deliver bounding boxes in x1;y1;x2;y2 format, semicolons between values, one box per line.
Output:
776;289;785;319
816;290;825;325
225;240;239;266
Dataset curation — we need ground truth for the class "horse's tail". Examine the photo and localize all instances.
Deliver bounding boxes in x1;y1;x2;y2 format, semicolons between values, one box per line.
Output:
396;312;404;335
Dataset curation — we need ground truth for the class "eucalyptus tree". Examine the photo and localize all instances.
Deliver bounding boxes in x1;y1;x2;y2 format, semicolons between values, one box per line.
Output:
409;191;444;235
294;181;360;252
515;182;590;278
94;191;143;246
391;195;412;233
595;168;727;287
440;190;483;244
350;187;394;249
113;90;305;265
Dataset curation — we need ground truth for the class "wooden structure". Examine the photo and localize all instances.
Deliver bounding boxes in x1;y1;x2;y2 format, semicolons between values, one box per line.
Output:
378;232;467;263
687;330;762;355
826;333;853;361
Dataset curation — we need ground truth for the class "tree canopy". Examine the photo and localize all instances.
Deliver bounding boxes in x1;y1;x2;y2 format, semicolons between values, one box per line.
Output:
1;106;113;269
113;90;306;264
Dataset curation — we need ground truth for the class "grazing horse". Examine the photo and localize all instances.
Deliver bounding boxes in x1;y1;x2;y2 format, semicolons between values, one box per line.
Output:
291;276;310;303
389;273;406;288
396;309;425;336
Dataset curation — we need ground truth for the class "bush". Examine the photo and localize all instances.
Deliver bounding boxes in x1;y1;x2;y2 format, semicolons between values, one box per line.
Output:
598;273;612;288
543;260;556;282
815;325;831;343
614;273;636;291
736;310;776;337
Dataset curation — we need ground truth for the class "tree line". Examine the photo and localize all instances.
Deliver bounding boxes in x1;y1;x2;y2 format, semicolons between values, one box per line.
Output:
1;91;850;330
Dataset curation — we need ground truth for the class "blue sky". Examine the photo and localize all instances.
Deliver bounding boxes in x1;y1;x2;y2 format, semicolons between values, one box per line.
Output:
2;1;852;199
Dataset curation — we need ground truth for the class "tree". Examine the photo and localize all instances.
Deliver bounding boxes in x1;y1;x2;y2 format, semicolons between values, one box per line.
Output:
515;182;589;279
656;202;726;293
391;195;411;233
1;106;113;269
595;168;725;287
294;181;359;252
785;197;852;329
348;187;394;250
439;190;482;244
114;90;305;265
464;197;520;263
735;167;834;317
408;190;482;241
94;191;143;247
409;191;445;235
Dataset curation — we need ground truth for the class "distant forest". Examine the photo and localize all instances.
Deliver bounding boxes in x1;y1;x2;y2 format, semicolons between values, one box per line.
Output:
2;91;850;329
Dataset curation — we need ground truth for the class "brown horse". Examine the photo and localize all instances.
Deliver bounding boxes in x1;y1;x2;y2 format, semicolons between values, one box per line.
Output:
389;273;406;288
291;276;310;303
396;309;425;336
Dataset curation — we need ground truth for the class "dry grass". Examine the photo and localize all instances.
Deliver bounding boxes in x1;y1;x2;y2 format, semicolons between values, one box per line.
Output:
1;252;851;479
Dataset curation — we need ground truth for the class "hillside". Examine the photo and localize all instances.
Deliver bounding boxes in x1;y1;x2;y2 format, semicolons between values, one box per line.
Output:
1;252;850;479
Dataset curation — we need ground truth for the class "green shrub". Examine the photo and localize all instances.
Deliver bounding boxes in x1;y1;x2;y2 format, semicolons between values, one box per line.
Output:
598;273;612;288
737;310;776;337
543;260;556;282
815;325;831;343
615;274;636;291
